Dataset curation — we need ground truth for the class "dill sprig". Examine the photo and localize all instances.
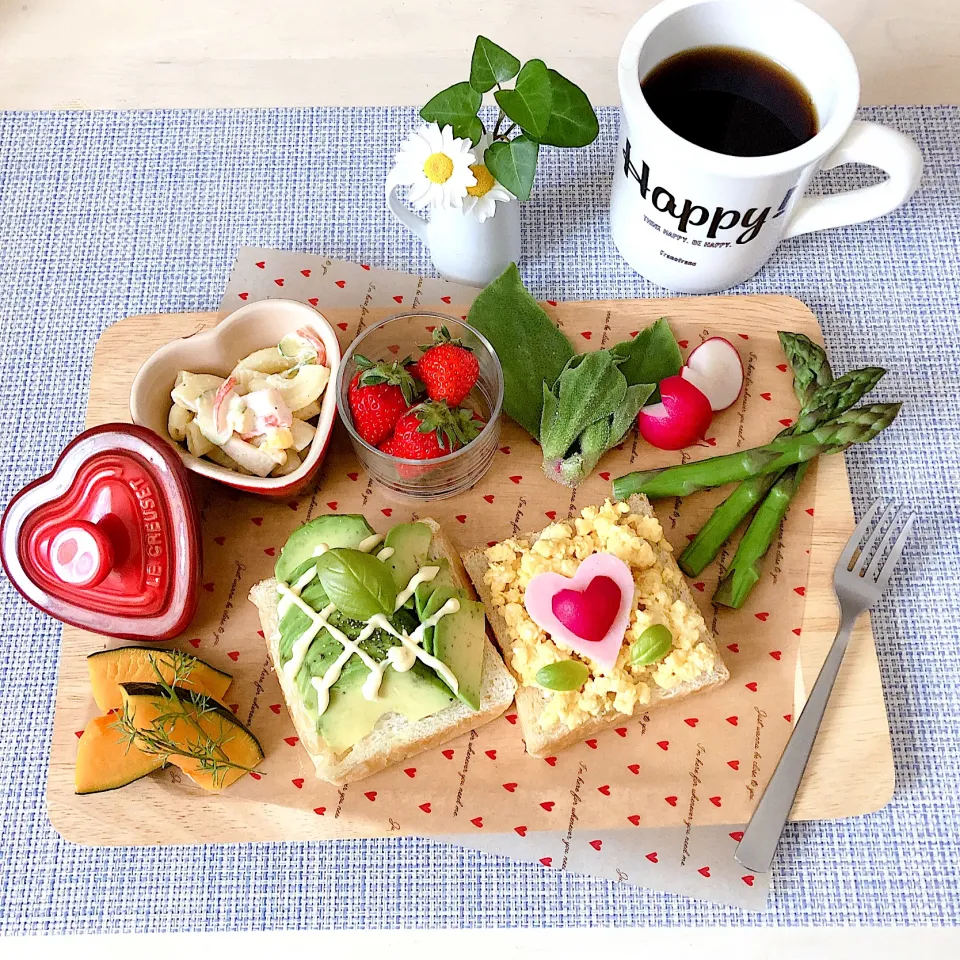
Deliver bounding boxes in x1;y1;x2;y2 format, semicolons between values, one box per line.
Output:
110;651;255;789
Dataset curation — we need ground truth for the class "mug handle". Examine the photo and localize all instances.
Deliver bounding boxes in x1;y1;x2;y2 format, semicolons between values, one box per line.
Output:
783;121;923;239
385;171;429;243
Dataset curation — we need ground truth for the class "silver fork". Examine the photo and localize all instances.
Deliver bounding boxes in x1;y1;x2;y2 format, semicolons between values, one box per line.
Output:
735;498;916;873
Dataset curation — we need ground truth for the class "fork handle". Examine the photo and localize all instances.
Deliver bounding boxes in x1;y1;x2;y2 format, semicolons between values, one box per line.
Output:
735;616;857;873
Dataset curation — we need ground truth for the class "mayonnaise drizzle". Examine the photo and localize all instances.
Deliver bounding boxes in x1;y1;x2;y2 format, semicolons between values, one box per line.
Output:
395;565;439;609
376;546;395;562
276;538;459;717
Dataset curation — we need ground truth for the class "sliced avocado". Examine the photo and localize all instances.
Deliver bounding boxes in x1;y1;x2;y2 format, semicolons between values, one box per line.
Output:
294;632;454;755
275;514;375;584
382;522;433;593
317;667;455;754
414;559;457;620
434;598;486;711
420;585;460;657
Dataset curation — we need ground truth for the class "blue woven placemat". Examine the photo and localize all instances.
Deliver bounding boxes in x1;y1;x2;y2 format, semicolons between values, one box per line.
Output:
0;105;958;932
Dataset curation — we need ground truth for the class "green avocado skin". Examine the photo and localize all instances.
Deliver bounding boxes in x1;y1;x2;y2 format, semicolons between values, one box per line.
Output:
275;514;375;584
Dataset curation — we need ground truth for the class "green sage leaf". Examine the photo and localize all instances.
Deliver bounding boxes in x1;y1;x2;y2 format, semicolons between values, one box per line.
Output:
494;59;552;138
610;382;656;446
420;82;483;143
531;69;599;147
484;135;539;201
470;36;521;93
466;264;573;436
314;548;397;621
540;352;627;460
610;318;683;401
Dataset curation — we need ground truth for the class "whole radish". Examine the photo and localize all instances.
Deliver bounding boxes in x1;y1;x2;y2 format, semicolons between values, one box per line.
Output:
637;375;713;450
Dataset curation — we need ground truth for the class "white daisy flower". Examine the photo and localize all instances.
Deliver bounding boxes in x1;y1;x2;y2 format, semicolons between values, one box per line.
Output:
391;122;477;209
461;134;515;223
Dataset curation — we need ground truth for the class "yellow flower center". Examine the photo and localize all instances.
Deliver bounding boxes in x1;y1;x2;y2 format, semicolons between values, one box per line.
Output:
467;164;495;198
423;152;454;184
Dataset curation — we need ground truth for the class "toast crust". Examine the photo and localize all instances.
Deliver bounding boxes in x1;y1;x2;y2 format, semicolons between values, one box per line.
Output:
463;495;729;757
249;517;516;784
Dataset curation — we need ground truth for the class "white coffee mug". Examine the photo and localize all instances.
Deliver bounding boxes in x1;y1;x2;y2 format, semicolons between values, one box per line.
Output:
610;0;924;294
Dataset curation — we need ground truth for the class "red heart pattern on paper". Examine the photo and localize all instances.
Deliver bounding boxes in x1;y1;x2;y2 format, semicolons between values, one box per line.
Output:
729;831;744;842
698;866;711;877
726;716;739;726
684;718;699;727
598;784;611;796
646;851;658;862
227;651;239;662
589;839;602;851
540;857;552;867
284;736;299;746
665;796;678;806
615;727;628;737
514;825;527;836
709;796;722;807
442;749;455;760
404;768;416;778
727;643;739;653
540;801;555;811
585;739;599;750
505;714;518;725
291;778;304;789
544;756;558;767
627;763;640;775
485;749;497;760
727;759;740;770
471;816;483;828
742;875;755;886
314;807;325;815
502;782;518;792
755;611;770;621
365;791;377;802
335;280;345;288
627;814;642;826
745;681;758;692
770;650;782;660
657;741;669;751
420;803;432;813
269;704;281;714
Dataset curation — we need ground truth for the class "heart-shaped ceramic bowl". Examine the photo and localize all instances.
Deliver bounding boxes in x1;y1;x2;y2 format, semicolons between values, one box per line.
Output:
130;299;341;497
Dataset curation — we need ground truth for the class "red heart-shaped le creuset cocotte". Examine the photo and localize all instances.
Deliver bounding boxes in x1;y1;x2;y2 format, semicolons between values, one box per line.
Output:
1;424;202;640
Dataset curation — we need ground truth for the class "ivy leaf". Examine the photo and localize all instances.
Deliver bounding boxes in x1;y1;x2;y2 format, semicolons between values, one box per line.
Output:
531;69;599;148
485;135;539;201
420;82;483;143
470;36;521;93
494;59;552;139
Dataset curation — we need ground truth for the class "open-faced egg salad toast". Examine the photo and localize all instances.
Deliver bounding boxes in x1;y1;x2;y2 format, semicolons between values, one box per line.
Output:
249;514;516;784
464;496;729;756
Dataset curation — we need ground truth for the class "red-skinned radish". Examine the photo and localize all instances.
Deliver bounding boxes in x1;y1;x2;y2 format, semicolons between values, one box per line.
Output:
638;375;713;450
680;337;744;412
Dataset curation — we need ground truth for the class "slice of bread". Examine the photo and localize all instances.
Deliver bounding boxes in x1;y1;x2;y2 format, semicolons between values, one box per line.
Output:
462;494;729;757
248;517;516;785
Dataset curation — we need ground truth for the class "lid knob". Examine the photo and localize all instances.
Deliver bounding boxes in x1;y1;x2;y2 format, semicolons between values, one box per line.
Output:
50;521;114;588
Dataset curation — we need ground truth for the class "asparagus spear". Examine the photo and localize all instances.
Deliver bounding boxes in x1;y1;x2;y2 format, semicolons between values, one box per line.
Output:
612;403;901;500
677;367;885;575
778;332;833;407
713;462;810;608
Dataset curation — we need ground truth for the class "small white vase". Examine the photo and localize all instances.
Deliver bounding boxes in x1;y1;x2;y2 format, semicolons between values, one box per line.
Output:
386;177;521;287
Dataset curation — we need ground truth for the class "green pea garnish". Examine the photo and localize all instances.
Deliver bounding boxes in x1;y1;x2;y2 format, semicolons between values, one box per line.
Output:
535;660;590;692
630;624;673;666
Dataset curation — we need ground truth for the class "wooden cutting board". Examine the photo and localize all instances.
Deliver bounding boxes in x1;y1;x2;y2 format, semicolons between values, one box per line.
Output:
46;295;894;845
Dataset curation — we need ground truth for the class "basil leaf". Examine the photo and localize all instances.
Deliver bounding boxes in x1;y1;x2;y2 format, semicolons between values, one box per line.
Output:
420;82;483;143
531;69;599;148
470;36;520;93
314;548;397;620
610;318;683;400
494;59;552;139
540;352;627;459
485;134;539;201
467;264;573;436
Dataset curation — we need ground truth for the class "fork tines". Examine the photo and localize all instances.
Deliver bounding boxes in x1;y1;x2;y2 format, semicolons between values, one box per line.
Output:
839;498;916;587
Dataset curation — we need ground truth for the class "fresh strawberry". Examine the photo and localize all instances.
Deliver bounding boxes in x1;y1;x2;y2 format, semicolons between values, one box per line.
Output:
415;326;480;406
347;355;421;445
389;401;484;460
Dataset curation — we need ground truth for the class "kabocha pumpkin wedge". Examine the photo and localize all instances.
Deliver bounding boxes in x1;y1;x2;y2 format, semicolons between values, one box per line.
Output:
118;682;264;791
74;714;166;795
87;646;233;711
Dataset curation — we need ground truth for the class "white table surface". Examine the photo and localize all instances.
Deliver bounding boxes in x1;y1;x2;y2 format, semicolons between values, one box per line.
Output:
1;0;959;110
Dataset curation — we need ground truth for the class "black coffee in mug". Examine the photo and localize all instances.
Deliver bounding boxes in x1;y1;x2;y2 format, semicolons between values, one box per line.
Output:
640;45;818;157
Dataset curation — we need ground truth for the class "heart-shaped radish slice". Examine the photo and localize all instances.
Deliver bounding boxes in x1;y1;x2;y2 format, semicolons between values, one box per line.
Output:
637;375;712;450
524;553;635;672
680;337;744;411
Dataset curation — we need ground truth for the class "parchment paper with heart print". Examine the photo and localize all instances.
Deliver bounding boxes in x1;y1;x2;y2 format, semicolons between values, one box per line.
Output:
194;250;817;906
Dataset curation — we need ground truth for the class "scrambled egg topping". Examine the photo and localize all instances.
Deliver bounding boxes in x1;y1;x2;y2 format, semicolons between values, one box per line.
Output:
484;500;719;731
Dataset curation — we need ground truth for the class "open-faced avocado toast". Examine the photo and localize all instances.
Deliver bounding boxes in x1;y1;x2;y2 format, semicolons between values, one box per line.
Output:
249;514;516;784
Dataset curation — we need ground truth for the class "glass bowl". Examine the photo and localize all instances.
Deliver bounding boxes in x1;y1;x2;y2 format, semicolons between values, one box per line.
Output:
336;312;503;500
